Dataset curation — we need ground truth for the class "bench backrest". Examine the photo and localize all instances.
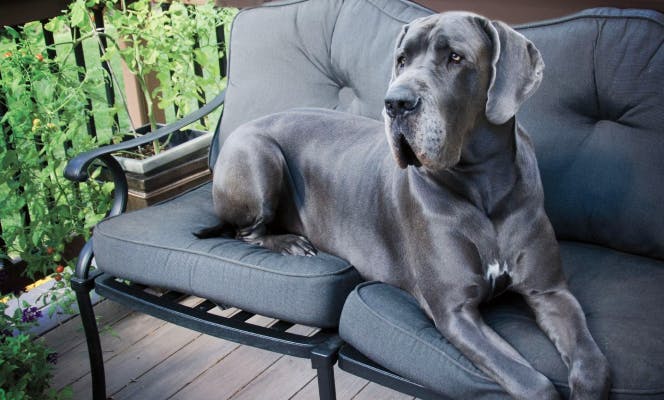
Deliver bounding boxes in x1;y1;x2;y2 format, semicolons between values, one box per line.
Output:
517;9;664;260
212;0;664;260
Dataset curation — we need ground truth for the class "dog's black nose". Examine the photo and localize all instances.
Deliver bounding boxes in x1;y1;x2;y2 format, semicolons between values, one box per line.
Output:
385;87;420;118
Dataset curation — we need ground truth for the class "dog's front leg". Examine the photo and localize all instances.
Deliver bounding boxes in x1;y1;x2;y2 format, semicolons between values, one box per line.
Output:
423;290;561;400
514;228;611;399
415;241;561;399
522;288;611;400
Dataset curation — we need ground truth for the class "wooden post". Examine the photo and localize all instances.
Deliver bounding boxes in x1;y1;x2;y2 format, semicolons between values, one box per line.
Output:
118;39;166;129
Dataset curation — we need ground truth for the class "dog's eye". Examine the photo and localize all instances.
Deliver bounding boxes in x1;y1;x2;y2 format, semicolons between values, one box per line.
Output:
397;55;406;69
449;52;463;64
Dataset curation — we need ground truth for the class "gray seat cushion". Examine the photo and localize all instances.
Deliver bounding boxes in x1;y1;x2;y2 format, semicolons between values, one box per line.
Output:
93;183;362;328
339;241;664;399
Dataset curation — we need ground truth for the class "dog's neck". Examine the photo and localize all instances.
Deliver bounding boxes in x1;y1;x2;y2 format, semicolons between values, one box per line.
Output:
428;118;518;216
459;118;517;167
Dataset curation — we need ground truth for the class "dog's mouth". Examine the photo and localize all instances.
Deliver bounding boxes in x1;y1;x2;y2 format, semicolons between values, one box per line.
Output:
384;108;422;169
395;133;421;168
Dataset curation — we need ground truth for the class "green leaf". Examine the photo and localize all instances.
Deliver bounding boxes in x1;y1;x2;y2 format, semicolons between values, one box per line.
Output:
4;26;20;39
129;0;148;12
101;181;114;195
89;166;102;179
193;49;209;67
31;229;44;247
70;2;87;27
43;17;64;33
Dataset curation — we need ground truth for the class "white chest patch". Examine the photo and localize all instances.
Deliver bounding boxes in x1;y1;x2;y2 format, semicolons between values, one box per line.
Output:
486;260;508;281
485;260;512;298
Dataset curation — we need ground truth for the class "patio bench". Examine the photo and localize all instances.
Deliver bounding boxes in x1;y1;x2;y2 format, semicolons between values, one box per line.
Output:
65;0;664;399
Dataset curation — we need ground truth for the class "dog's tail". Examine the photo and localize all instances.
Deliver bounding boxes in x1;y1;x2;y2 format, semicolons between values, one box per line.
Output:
193;222;235;239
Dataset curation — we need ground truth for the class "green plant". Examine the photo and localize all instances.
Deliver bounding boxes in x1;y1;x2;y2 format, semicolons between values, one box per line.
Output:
58;0;236;154
0;5;235;394
0;23;116;292
0;300;71;399
1;0;235;297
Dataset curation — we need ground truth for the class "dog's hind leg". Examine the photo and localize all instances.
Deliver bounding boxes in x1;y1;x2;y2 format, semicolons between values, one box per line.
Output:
194;217;316;256
238;220;316;256
202;128;316;256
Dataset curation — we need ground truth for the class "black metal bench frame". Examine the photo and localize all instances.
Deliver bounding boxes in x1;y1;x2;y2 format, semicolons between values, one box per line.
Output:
337;345;448;400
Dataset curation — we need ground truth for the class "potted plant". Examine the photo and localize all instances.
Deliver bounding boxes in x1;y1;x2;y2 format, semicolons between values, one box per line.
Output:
68;0;237;208
113;123;213;209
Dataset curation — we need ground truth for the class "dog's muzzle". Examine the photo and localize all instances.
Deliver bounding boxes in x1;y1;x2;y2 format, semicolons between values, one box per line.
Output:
384;86;421;119
385;86;422;168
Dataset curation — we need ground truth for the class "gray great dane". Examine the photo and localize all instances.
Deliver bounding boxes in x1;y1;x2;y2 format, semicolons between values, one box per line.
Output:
198;12;611;400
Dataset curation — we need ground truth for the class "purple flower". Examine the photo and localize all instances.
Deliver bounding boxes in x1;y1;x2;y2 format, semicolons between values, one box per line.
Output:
21;306;42;323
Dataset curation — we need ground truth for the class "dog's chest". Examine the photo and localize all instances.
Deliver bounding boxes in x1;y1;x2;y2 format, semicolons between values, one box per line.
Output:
446;202;517;299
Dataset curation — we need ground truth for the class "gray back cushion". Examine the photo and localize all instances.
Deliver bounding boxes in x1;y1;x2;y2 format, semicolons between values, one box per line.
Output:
211;0;431;157
212;1;664;260
516;9;664;260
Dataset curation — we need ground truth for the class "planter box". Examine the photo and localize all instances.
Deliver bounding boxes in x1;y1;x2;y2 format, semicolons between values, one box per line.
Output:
0;259;33;295
113;125;213;210
0;235;85;295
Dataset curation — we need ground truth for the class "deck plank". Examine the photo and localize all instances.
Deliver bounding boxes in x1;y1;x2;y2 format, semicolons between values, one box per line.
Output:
112;333;239;399
227;325;318;400
52;310;168;391
51;294;207;391
111;308;241;400
43;299;131;356
169;339;277;398
69;318;201;398
169;322;310;400
290;366;369;400
230;355;316;400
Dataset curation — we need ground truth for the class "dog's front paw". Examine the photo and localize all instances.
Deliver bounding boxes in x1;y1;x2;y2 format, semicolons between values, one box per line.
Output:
569;353;611;400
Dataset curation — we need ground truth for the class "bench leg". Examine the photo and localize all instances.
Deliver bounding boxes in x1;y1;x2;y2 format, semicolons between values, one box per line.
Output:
71;276;106;400
315;361;337;400
311;336;342;400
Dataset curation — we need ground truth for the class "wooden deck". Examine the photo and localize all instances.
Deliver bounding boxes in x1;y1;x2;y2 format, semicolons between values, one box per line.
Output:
44;297;417;400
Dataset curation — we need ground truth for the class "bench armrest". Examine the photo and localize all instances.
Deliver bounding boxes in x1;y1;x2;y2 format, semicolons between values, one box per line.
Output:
64;90;225;182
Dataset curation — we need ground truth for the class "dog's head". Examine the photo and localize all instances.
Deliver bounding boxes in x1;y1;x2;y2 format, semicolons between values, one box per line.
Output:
384;12;544;171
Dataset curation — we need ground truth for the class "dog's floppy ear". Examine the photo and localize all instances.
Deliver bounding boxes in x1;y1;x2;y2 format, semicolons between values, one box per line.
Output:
484;20;544;125
395;24;409;49
390;24;409;81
